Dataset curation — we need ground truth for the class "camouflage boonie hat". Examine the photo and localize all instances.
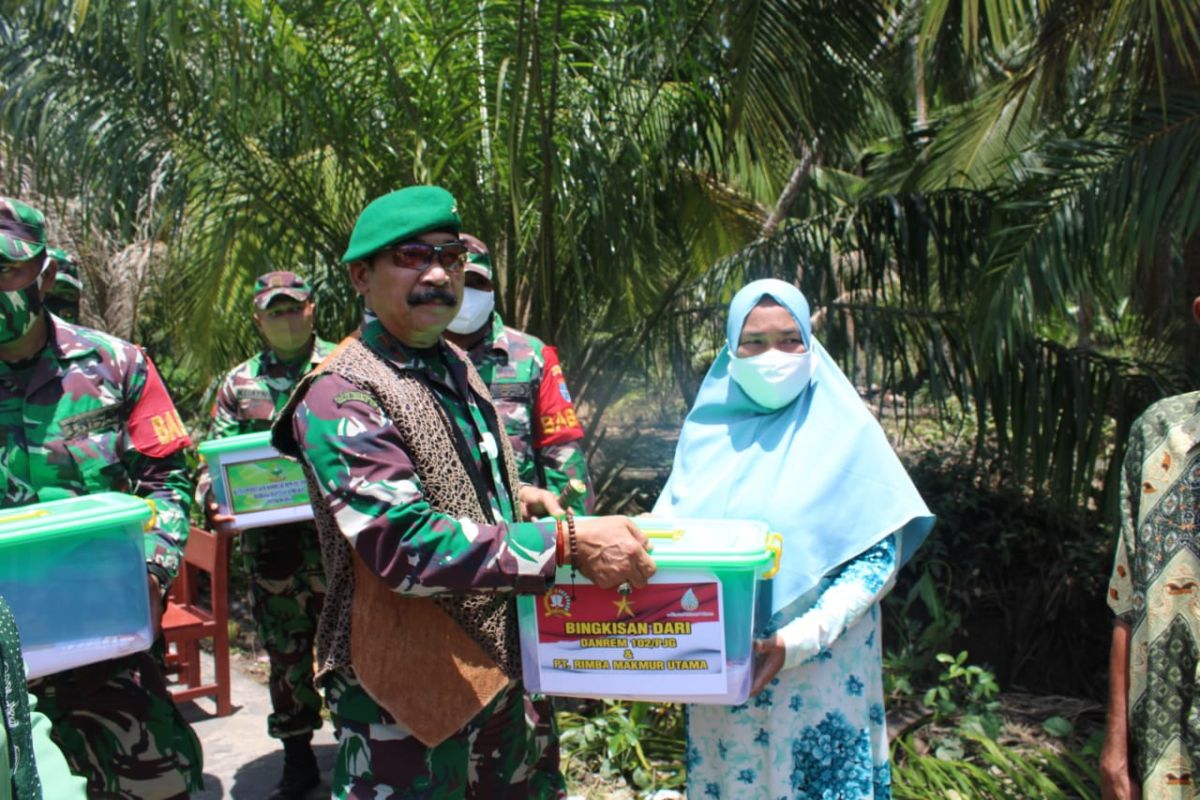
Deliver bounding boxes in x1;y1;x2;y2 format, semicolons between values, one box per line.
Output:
459;233;493;281
47;247;83;292
0;198;47;263
254;271;313;309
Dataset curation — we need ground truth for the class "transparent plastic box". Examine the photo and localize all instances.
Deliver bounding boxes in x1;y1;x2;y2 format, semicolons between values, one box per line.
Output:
198;431;313;529
517;518;780;705
0;492;155;679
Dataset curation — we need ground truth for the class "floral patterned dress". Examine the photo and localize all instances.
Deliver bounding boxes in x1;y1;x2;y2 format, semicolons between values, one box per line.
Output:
687;535;898;799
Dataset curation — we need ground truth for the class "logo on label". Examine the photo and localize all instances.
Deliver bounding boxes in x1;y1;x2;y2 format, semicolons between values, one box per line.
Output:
543;587;572;617
681;588;700;612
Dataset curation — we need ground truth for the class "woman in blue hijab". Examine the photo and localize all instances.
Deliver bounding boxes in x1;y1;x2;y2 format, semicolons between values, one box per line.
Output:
654;279;933;799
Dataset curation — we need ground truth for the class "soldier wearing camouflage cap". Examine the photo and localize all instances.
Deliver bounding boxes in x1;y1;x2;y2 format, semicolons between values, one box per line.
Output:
444;233;594;514
0;197;202;797
202;269;333;799
270;185;655;797
45;247;82;324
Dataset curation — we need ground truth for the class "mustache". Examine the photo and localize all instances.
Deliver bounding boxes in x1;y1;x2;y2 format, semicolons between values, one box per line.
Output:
408;288;457;307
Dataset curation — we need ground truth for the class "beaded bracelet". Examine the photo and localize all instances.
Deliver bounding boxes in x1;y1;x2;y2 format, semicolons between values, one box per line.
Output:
555;516;567;567
565;509;579;593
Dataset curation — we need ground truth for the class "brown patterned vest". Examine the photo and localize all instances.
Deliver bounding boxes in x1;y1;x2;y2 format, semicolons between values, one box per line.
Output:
273;334;526;745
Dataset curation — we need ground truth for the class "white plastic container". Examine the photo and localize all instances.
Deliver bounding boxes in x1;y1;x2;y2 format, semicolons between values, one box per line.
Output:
0;493;156;678
517;518;780;705
198;431;313;529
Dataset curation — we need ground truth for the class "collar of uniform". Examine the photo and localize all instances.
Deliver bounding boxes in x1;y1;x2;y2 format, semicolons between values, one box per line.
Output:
359;313;430;371
46;314;99;361
260;336;323;371
484;313;510;359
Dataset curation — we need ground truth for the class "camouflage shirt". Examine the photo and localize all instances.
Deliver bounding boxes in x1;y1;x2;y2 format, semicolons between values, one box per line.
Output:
210;336;337;437
0;316;192;583
291;315;557;595
464;314;592;512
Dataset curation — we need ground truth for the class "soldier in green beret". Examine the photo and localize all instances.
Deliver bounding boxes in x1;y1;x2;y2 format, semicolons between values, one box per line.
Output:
44;247;82;324
0;197;203;798
271;185;655;798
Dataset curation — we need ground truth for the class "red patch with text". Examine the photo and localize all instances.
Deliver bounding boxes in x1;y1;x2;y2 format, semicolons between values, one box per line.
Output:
128;356;192;457
534;346;585;447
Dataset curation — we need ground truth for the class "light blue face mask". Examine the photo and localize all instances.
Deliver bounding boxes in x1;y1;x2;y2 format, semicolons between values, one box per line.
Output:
729;348;816;409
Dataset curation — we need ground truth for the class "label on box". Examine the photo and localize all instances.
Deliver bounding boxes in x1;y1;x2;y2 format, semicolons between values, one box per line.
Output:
222;456;310;514
534;571;726;696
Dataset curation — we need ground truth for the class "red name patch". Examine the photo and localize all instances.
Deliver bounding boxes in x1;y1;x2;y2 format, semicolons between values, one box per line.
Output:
534;346;585;447
128;356;192;457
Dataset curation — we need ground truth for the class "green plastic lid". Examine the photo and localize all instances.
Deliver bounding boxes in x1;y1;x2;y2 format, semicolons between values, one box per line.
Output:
198;430;275;458
0;493;152;547
625;518;775;571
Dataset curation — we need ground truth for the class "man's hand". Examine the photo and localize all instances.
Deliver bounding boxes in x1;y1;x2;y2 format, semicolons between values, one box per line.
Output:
750;634;785;696
206;500;239;537
1099;739;1141;800
572;516;656;589
517;485;564;521
147;574;164;638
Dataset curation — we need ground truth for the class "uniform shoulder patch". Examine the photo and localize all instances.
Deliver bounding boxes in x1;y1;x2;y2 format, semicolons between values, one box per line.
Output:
60;404;124;439
334;390;381;410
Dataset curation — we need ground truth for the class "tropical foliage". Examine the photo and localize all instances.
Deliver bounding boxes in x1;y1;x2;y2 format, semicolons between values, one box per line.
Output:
4;0;1196;517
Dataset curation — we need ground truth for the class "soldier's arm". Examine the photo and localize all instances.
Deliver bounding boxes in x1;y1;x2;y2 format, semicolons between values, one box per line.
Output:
210;371;241;439
531;345;593;513
122;353;194;585
293;374;557;596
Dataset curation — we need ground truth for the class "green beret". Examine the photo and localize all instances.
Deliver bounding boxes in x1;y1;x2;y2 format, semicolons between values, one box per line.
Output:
342;186;461;263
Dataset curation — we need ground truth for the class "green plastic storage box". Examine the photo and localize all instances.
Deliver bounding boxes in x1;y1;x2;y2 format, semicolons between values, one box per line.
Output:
517;517;780;705
198;431;313;529
0;492;155;679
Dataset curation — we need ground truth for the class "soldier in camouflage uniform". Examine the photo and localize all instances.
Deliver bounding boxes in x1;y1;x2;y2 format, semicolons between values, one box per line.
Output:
203;271;333;799
0;197;202;798
443;234;593;514
271;185;655;798
45;247;82;324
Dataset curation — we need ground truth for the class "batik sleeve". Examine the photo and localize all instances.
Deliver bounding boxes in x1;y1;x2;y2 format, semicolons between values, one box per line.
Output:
1108;423;1144;622
293;373;557;595
778;534;898;670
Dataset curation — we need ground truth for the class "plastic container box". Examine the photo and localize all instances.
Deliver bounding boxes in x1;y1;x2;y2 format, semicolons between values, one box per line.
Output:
0;493;155;679
518;518;780;705
198;431;312;529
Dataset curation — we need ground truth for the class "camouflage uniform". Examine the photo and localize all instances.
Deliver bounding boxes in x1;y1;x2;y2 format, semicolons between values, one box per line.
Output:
5;318;203;799
45;247;82;324
464;314;593;514
206;336;334;740
287;315;565;799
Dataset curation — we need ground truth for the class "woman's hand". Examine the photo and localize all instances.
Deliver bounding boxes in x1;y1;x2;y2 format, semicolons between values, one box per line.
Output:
750;634;786;696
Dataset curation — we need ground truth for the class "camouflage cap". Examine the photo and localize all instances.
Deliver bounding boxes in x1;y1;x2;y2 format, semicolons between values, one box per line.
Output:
47;247;83;292
459;233;493;281
253;271;312;310
342;185;461;263
0;198;48;263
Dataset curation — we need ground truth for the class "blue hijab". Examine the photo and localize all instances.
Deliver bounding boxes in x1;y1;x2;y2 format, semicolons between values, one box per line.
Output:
654;279;934;619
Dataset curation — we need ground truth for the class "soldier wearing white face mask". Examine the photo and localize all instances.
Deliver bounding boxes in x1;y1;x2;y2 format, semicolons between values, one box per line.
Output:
442;234;593;514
